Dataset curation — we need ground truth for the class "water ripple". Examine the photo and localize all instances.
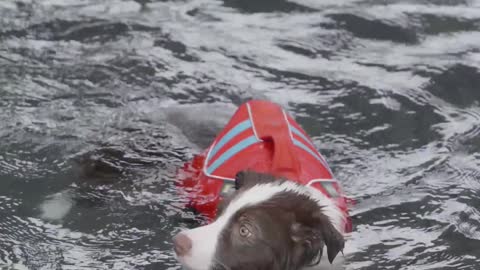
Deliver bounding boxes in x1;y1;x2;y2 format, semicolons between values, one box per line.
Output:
1;0;480;269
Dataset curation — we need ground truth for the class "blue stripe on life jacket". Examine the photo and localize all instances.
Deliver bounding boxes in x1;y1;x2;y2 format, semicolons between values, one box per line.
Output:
290;126;331;171
290;126;316;149
208;120;252;162
207;136;259;175
321;181;339;198
292;138;332;174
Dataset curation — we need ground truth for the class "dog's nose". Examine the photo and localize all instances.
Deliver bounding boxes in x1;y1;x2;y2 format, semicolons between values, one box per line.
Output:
173;233;192;257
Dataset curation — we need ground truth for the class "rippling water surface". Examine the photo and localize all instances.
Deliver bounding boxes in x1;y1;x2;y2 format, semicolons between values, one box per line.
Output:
1;0;480;269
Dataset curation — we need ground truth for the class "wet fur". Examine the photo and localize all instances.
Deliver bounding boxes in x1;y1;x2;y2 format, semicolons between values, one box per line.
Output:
210;171;345;270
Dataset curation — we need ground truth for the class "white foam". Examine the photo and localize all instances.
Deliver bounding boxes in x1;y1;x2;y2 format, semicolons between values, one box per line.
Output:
291;0;363;8
367;3;480;21
39;190;74;221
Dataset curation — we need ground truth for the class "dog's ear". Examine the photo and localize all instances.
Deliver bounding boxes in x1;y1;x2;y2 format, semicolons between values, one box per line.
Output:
323;224;344;263
290;222;323;266
291;212;345;266
313;211;345;264
234;171;247;190
235;170;278;190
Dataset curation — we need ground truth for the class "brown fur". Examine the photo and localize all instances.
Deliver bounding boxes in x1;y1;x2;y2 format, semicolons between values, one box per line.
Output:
212;171;344;270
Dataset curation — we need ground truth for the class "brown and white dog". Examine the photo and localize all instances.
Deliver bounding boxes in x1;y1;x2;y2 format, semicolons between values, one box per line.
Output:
172;100;350;270
173;171;347;270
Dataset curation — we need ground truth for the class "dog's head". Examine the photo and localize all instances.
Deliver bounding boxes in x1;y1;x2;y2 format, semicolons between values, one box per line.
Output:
173;171;345;270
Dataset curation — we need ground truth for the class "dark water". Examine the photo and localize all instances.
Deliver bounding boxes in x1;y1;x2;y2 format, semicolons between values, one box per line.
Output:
1;0;480;269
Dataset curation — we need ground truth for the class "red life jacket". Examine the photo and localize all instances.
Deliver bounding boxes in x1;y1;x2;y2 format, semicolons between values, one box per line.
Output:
176;100;352;233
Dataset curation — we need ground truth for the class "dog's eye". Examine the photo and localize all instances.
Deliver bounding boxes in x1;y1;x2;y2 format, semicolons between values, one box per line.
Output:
239;225;251;237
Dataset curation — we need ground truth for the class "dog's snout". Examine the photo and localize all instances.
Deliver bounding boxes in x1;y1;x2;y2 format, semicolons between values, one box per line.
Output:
173;233;192;257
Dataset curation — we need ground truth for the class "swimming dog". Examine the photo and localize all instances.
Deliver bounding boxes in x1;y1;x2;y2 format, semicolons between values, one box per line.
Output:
173;100;352;270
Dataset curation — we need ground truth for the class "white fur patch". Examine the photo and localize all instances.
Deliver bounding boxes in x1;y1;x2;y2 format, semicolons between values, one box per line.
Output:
175;221;224;270
178;181;346;270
